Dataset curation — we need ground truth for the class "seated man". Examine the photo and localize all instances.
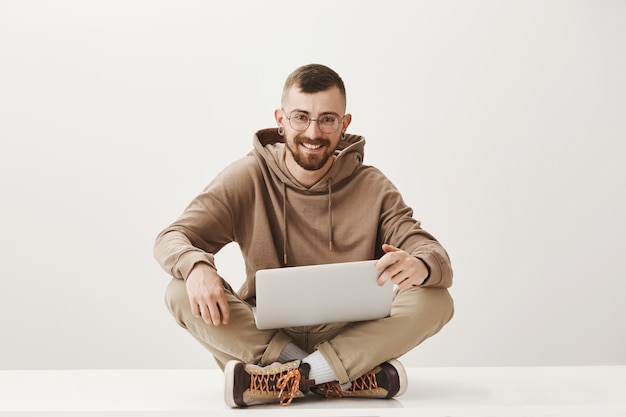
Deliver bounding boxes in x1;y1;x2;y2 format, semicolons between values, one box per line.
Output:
154;63;454;408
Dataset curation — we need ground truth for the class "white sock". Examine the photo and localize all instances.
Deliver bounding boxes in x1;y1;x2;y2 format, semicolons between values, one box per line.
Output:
278;343;308;362
302;350;337;385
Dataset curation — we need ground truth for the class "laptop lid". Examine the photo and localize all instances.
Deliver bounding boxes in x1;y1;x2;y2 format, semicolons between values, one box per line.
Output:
253;260;393;330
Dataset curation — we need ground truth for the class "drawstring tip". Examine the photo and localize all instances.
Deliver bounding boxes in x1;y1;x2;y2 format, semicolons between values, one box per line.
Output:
329;241;333;251
283;253;288;265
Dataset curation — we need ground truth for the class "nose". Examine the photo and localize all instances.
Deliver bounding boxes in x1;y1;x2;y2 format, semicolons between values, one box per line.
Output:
305;119;323;136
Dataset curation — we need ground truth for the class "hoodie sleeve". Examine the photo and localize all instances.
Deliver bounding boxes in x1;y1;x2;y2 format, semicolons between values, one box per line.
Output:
153;188;235;280
152;155;261;281
412;243;453;288
378;181;453;289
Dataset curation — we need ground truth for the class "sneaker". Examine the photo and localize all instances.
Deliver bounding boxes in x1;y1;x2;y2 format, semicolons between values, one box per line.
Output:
224;359;315;407
311;359;407;399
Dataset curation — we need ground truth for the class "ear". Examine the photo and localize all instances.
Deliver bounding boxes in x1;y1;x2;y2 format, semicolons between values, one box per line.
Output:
274;108;285;128
341;113;352;132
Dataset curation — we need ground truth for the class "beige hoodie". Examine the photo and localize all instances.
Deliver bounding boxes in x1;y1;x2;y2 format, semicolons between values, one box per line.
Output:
154;128;453;301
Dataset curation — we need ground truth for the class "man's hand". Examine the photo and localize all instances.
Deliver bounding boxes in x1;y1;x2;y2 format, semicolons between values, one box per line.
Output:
375;244;429;289
185;263;230;326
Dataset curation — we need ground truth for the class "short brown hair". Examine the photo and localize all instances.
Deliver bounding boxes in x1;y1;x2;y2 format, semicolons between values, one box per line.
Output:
282;64;346;107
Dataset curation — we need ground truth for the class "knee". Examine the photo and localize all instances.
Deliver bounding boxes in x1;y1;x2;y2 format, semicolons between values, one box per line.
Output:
442;289;454;325
393;287;454;328
164;278;191;327
425;288;454;324
422;287;454;325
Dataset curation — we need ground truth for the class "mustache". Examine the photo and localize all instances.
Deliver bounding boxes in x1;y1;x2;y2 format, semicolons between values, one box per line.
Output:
294;135;330;146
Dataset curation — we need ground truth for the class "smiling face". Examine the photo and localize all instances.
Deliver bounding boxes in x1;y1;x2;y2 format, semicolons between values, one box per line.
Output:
276;85;351;186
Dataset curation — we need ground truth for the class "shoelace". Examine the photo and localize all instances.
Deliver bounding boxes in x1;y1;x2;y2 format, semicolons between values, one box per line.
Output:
320;382;344;398
321;368;379;398
351;369;379;392
248;366;302;406
276;368;302;406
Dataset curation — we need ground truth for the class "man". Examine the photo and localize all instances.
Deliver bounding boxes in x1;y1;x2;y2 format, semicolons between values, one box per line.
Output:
154;64;454;408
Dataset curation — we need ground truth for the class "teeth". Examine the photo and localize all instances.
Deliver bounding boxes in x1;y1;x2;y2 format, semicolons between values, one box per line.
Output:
302;143;322;150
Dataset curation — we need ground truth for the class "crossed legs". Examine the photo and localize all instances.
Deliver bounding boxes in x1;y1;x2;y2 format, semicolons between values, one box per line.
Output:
165;277;454;383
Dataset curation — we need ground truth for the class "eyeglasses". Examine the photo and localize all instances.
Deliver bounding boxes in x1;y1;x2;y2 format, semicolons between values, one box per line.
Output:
282;109;343;134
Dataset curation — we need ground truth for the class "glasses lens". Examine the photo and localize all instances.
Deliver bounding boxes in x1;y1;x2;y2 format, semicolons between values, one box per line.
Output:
318;115;340;133
288;112;310;131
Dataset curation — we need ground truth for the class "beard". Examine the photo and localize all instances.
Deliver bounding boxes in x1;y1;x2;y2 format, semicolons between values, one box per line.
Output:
285;134;337;171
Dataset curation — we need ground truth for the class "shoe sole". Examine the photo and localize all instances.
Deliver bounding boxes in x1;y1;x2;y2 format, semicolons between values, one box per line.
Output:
387;359;408;397
223;360;239;408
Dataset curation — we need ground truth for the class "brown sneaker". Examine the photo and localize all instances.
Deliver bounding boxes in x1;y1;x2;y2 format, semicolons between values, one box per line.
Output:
311;359;407;399
224;359;315;407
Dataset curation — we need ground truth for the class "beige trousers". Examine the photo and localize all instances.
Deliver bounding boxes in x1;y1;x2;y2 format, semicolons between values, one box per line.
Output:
165;278;454;385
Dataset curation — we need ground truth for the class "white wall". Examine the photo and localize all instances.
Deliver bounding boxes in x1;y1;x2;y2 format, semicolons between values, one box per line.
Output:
1;0;624;370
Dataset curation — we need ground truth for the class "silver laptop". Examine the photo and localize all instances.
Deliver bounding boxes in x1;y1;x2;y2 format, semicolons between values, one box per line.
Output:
253;260;393;330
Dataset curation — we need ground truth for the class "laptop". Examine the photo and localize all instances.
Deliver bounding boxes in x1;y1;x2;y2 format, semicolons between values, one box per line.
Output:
253;260;394;330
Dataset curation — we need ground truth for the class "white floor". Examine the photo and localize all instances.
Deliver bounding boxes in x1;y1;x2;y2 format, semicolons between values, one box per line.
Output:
1;366;625;417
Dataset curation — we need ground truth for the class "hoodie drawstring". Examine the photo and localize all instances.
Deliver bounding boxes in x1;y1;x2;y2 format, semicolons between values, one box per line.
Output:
281;179;334;266
282;182;288;265
327;178;333;252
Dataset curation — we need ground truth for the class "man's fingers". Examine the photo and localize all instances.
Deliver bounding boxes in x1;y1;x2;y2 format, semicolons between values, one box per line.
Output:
218;299;231;325
392;272;412;289
377;244;428;288
185;263;230;325
198;302;214;325
190;302;202;318
382;243;400;253
207;302;223;326
192;298;230;326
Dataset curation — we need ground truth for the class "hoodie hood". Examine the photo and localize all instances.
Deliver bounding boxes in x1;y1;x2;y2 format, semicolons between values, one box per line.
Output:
253;128;365;192
252;128;366;265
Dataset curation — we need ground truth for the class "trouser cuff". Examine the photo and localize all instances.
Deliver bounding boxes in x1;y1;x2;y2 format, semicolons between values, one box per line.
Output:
260;330;292;366
316;341;350;385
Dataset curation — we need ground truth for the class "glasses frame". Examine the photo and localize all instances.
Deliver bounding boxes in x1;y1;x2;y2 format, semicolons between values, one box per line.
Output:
281;108;344;134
